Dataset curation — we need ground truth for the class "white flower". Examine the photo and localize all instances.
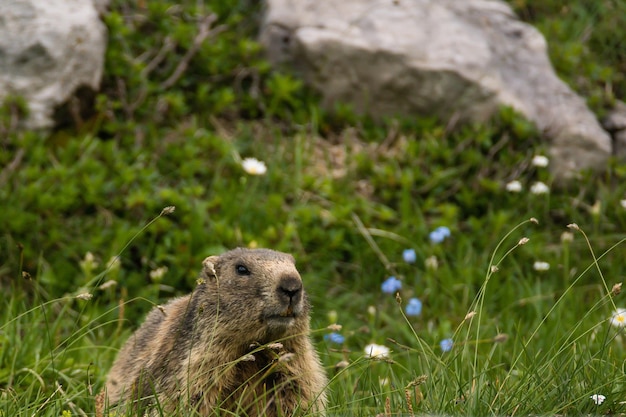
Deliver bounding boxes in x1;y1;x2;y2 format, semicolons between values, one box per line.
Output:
531;155;550;167
425;255;439;270
533;261;550;271
150;266;169;281
620;199;626;209
364;343;390;358
610;308;626;327
560;232;574;243
590;394;606;405
530;181;549;195
505;180;523;193
241;157;267;175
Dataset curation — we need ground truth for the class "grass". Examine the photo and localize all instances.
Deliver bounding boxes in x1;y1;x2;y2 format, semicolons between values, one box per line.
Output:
2;131;626;416
2;0;626;415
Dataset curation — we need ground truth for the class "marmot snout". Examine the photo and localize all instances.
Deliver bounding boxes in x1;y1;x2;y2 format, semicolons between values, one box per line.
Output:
96;248;327;417
268;274;302;319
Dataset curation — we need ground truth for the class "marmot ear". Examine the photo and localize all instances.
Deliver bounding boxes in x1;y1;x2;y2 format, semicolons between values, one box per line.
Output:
201;256;220;279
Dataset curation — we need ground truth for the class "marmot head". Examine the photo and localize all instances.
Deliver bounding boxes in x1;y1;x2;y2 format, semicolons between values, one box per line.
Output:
199;248;310;343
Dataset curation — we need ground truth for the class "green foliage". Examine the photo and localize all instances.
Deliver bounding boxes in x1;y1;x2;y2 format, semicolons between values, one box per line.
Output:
510;0;626;110
1;0;626;415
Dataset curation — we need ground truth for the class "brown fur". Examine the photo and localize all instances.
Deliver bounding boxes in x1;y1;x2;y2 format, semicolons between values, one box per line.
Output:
96;248;327;416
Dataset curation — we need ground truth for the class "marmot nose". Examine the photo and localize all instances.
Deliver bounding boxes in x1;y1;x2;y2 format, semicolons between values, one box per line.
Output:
278;275;302;303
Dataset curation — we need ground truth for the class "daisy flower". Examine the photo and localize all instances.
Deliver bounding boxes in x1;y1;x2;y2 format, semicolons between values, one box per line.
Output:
364;343;390;358
505;180;523;193
590;394;606;405
610;308;626;327
530;182;549;195
531;155;550;167
241;157;267;175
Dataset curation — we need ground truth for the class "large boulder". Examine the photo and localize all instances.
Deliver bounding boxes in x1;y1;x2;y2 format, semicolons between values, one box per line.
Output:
260;0;613;180
0;0;107;130
603;101;626;158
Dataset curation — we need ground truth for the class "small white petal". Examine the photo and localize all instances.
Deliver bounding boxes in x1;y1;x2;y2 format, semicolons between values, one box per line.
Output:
531;155;550;167
533;261;550;271
364;343;390;358
241;157;267;175
590;394;606;405
530;182;549;195
505;180;523;193
610;308;626;327
620;200;626;209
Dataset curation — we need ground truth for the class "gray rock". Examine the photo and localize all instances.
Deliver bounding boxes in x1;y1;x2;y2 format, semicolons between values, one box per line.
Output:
260;0;612;180
603;101;626;158
93;0;110;16
0;0;107;129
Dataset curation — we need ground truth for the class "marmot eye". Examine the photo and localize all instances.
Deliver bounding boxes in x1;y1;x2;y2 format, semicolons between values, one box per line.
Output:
236;264;250;276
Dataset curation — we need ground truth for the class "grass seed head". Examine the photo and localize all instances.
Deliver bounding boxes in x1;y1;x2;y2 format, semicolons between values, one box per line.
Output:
75;292;93;301
493;333;509;343
612;282;622;296
567;223;580;231
327;323;342;332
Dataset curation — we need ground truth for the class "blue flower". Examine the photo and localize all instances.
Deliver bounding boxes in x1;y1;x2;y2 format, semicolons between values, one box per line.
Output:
405;298;422;316
324;332;345;344
440;338;454;352
402;248;417;264
381;276;402;294
429;226;451;244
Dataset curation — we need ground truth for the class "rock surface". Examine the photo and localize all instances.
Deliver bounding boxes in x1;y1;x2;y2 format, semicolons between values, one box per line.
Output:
260;0;613;179
0;0;107;129
603;101;626;158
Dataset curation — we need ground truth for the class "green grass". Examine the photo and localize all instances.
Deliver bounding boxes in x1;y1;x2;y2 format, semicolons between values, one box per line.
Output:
2;0;626;415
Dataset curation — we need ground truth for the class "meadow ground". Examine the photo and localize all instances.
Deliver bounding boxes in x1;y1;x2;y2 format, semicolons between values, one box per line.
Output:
1;0;626;416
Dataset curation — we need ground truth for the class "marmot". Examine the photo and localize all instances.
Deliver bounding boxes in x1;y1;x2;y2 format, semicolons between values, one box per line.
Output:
96;248;328;416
